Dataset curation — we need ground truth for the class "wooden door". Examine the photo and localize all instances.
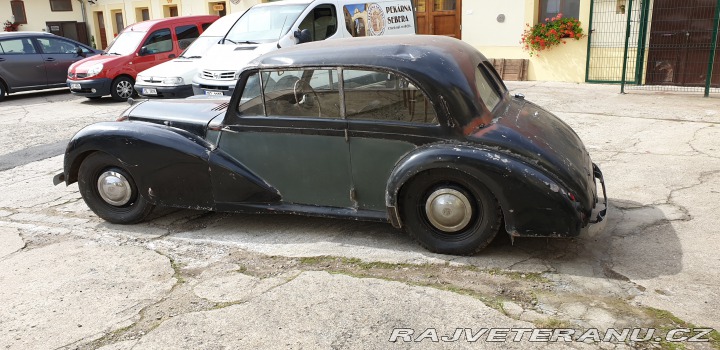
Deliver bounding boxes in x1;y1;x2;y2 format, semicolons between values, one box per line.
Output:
645;0;720;87
96;12;108;49
412;0;461;38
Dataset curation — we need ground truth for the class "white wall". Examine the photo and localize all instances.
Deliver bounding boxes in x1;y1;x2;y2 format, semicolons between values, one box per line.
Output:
461;0;525;47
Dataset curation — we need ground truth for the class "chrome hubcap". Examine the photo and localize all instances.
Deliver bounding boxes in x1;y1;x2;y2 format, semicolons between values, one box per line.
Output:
116;80;133;99
97;171;132;206
424;188;473;233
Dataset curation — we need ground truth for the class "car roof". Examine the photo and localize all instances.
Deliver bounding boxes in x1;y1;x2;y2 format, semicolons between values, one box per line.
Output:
123;15;219;32
0;31;54;36
250;35;494;128
253;0;314;8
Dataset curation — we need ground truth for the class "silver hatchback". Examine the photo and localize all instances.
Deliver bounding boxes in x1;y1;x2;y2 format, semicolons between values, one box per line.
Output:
0;32;100;101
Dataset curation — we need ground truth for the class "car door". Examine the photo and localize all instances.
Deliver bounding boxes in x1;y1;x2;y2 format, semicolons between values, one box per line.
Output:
219;68;354;208
342;68;443;210
35;36;89;86
0;37;47;90
131;28;174;74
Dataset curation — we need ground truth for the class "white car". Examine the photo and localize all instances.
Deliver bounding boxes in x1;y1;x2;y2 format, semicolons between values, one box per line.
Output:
192;0;417;97
134;12;243;98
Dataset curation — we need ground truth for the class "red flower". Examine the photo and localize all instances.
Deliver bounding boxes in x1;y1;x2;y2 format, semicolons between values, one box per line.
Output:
520;15;584;56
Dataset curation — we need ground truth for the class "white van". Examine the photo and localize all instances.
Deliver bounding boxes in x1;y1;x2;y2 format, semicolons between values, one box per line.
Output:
133;12;244;98
192;0;416;96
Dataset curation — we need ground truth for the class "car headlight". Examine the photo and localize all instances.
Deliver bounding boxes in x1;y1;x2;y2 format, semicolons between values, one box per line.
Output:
162;77;184;85
86;63;104;78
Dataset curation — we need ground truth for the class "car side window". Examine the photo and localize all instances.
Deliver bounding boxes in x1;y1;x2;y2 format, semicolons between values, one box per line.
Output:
0;38;36;54
298;4;338;41
175;24;200;50
142;28;172;54
343;69;437;124
237;69;341;119
37;37;77;54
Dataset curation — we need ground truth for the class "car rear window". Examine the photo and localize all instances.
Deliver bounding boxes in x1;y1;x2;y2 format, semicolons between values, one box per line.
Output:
475;65;502;112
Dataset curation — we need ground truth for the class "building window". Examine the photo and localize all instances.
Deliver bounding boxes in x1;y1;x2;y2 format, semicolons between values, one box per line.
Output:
539;0;580;21
10;1;27;24
49;0;73;12
136;8;150;21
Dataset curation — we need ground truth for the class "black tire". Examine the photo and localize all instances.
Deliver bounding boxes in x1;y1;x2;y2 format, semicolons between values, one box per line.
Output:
0;81;6;102
110;76;136;102
78;152;154;224
400;170;502;255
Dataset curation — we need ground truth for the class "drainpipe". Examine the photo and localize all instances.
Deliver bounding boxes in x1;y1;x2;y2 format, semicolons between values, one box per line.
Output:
78;0;91;44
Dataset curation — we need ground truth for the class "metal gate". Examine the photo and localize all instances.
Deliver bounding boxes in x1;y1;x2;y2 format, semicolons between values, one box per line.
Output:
585;0;720;96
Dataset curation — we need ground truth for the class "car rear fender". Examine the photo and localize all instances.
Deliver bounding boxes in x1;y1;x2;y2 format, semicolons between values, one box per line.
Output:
386;144;584;237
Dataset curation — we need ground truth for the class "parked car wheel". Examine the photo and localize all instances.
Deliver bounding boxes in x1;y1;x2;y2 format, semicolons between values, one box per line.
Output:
78;152;154;224
0;81;6;102
400;171;501;255
110;76;136;102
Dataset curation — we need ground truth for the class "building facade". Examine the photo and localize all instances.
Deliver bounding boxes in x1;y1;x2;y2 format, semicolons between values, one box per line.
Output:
5;0;716;87
2;0;90;44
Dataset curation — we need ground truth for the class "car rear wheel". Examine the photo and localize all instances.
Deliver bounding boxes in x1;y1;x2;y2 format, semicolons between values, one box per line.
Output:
110;76;136;102
78;152;154;224
400;171;501;255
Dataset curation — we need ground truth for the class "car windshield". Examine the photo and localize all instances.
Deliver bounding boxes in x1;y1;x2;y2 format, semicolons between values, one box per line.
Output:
105;31;146;55
179;36;221;58
224;4;307;44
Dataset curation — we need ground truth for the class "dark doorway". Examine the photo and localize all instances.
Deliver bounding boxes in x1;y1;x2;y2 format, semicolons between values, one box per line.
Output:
412;0;461;38
46;21;89;45
96;11;108;49
645;0;720;87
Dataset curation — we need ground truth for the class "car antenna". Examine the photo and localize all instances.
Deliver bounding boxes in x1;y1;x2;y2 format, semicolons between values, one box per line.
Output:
276;16;289;49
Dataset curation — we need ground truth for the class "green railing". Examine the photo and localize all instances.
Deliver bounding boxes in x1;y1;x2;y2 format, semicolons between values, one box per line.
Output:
586;0;720;97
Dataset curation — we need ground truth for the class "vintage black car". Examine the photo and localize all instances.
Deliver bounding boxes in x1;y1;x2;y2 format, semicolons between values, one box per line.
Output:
54;35;606;255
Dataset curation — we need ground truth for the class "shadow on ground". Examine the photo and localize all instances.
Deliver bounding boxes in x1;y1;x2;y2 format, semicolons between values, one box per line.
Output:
120;197;681;281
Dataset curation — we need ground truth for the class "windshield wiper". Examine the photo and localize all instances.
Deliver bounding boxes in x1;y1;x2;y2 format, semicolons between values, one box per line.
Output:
107;52;122;55
224;39;258;45
180;55;202;59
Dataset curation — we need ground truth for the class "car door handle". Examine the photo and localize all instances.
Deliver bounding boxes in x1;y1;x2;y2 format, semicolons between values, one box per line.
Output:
168;54;176;59
45;57;56;62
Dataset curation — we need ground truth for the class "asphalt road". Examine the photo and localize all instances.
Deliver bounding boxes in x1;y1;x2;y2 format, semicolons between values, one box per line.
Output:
1;85;719;349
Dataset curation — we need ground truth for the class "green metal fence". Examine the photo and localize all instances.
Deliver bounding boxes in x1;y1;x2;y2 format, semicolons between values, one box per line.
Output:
586;0;720;97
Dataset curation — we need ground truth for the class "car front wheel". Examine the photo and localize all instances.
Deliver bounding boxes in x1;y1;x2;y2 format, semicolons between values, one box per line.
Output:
400;171;501;255
110;76;135;102
78;152;154;224
0;82;6;102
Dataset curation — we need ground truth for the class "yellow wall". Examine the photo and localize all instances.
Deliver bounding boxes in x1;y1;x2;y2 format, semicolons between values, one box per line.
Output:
1;0;85;32
462;0;593;83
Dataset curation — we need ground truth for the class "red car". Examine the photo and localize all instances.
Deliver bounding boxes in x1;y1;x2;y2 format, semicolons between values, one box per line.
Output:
67;15;218;101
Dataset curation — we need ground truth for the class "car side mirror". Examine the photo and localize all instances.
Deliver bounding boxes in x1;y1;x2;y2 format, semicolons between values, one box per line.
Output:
75;46;86;58
138;46;149;56
293;29;312;44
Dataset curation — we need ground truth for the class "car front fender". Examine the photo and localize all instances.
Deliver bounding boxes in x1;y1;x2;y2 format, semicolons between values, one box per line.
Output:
385;143;585;237
62;121;216;209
